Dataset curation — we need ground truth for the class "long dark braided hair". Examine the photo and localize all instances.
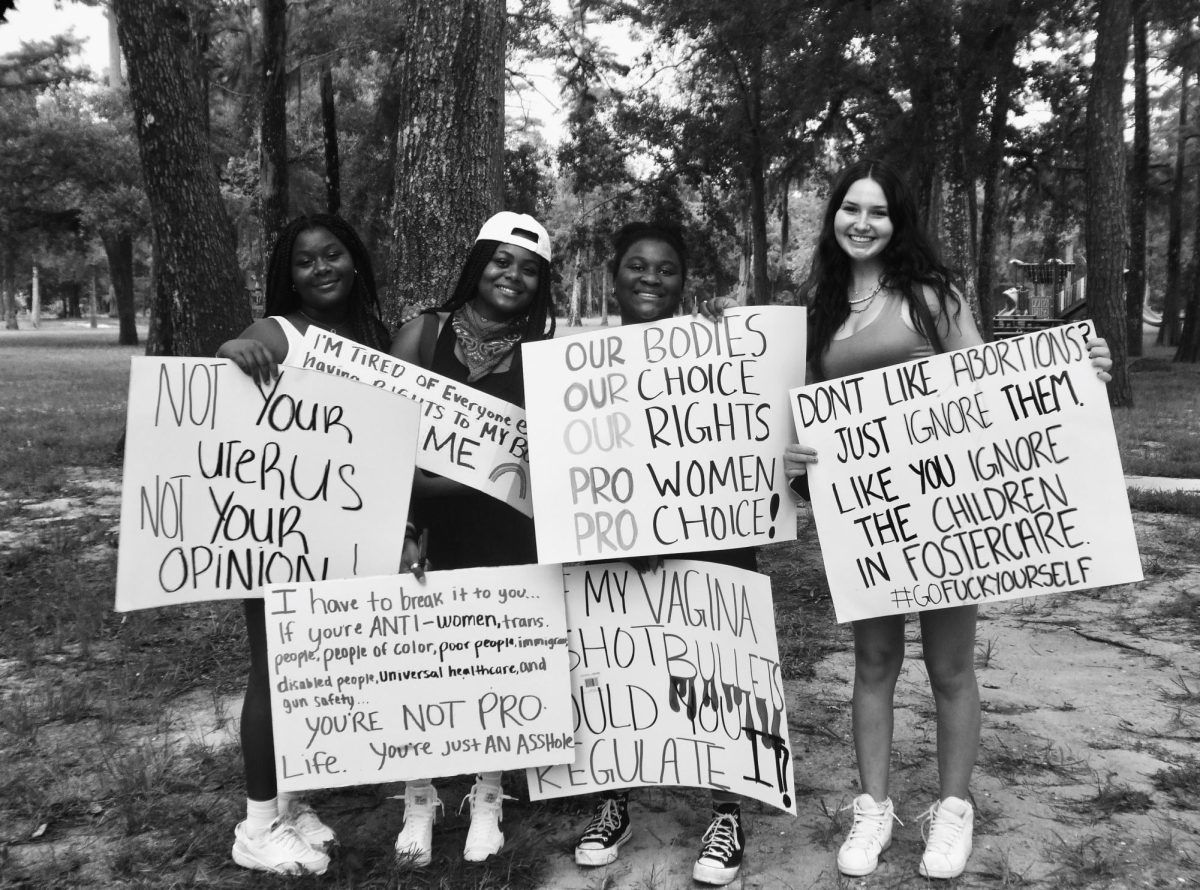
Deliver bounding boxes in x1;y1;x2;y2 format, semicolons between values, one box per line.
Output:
264;213;390;352
804;159;960;375
439;239;556;344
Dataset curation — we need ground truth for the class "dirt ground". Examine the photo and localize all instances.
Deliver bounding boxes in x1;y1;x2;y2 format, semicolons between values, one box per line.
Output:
532;510;1200;890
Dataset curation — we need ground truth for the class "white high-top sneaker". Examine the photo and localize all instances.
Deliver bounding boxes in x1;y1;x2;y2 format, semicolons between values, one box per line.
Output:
461;776;511;862
394;782;441;867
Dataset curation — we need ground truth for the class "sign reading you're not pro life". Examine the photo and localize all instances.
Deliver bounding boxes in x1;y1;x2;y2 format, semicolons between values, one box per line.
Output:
284;328;532;516
263;565;572;792
115;359;418;611
791;321;1142;623
523;307;807;563
526;560;796;814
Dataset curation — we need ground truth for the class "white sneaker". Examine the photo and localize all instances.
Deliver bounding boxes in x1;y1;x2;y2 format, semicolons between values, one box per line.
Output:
395;783;441;867
287;801;336;849
460;777;511;862
232;818;330;875
837;794;897;876
919;796;974;879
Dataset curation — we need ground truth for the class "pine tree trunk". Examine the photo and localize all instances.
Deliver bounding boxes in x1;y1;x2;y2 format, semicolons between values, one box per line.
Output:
1127;1;1149;358
259;0;289;261
976;3;1026;342
103;230;139;346
1159;71;1188;346
113;0;249;358
1085;0;1133;406
1174;129;1200;363
1;245;15;330
386;0;506;327
321;66;341;215
569;252;581;327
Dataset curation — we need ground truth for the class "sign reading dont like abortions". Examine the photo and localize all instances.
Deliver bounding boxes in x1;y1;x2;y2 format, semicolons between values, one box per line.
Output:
115;359;418;611
526;560;795;813
523;307;807;563
263;565;573;792
790;321;1142;623
284;328;532;516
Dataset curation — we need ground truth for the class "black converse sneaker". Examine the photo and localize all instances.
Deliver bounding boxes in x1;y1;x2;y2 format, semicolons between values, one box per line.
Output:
574;794;632;866
692;804;744;886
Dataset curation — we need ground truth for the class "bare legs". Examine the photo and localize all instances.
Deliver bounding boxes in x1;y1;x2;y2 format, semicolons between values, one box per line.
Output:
850;605;979;801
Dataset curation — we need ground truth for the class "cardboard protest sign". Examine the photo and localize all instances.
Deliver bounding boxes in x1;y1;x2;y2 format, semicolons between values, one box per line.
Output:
526;560;796;814
284;327;532;516
115;359;418;611
524;307;807;563
791;321;1142;623
263;565;573;792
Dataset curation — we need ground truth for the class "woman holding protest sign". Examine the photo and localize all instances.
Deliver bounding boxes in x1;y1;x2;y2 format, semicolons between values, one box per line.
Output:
568;220;755;887
386;211;556;866
780;159;1112;880
216;213;422;875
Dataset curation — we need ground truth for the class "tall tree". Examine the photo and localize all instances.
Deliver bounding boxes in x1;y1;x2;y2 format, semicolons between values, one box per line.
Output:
385;0;506;325
259;0;289;260
1159;69;1188;346
1085;0;1134;406
113;0;249;357
1127;0;1150;358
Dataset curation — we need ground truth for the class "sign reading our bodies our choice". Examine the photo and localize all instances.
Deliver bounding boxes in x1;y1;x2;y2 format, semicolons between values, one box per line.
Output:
263;565;573;792
526;560;796;814
115;359;418;611
523;307;807;563
284;328;532;516
790;321;1143;623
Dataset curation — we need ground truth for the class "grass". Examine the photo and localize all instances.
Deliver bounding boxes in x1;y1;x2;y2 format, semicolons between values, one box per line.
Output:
1112;349;1200;478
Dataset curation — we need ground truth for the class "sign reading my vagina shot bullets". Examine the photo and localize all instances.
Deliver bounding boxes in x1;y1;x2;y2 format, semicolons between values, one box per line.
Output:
523;307;807;563
264;564;573;792
526;560;796;814
790;321;1143;623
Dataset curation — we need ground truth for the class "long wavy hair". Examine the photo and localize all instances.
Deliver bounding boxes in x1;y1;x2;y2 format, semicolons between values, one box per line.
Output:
439;239;556;344
804;159;960;372
264;213;390;351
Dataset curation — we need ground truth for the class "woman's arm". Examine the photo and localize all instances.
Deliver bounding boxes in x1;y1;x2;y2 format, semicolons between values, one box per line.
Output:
216;318;288;385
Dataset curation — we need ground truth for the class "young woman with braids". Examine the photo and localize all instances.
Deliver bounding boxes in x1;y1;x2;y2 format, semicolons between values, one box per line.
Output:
216;213;422;875
782;160;1112;880
387;211;556;867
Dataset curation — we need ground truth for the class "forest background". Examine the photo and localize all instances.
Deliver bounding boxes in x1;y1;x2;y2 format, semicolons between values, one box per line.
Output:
1;0;1200;406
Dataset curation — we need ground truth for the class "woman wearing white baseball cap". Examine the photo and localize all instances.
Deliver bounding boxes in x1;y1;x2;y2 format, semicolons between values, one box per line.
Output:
387;211;555;867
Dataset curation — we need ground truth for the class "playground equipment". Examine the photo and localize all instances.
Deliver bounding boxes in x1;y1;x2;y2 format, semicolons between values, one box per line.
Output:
993;259;1077;339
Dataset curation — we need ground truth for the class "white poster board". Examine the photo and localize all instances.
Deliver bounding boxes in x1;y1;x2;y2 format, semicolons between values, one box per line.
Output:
526;560;797;814
284;328;532;516
263;565;573;791
790;321;1143;623
115;359;418;611
524;307;807;563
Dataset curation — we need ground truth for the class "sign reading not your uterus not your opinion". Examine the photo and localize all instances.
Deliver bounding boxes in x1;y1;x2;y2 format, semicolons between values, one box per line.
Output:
115;359;418;611
791;321;1143;623
284;327;533;516
263;564;573;792
523;307;807;562
526;559;796;814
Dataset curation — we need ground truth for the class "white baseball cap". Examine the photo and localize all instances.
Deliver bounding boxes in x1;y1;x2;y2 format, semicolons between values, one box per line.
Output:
475;211;552;264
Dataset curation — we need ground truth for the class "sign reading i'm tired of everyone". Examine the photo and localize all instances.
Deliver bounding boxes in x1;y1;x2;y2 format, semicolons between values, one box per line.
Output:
115;359;418;611
526;560;796;814
283;327;532;516
790;321;1143;623
523;307;807;563
262;565;573;792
